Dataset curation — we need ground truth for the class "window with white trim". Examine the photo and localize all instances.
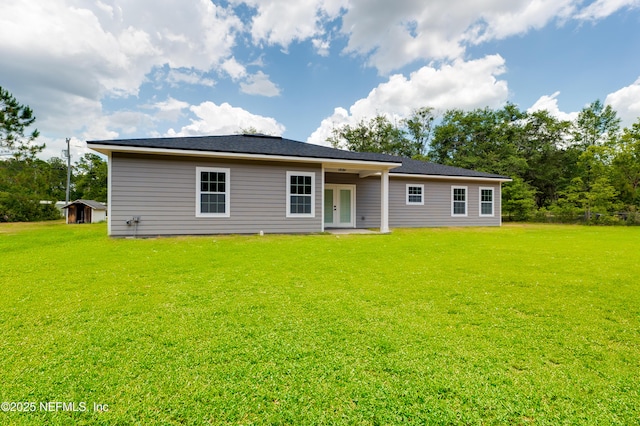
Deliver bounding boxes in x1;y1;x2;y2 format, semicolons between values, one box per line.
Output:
286;171;315;217
480;187;494;216
406;184;424;205
196;167;230;217
451;186;467;216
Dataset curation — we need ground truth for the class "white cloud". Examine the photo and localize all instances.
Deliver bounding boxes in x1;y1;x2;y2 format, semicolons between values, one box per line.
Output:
341;0;464;72
224;0;639;76
467;0;576;44
308;55;508;145
222;57;247;80
605;77;640;126
148;97;190;122
236;0;347;47
240;71;281;97
338;0;581;74
0;0;242;148
39;136;91;162
528;82;640;128
527;91;579;122
85;111;154;139
167;102;285;136
336;0;640;74
576;0;640;21
306;107;352;147
312;38;331;56
166;69;216;87
1;0;241;95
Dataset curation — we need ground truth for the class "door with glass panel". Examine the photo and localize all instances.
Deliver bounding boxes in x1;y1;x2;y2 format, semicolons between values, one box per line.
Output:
324;185;355;228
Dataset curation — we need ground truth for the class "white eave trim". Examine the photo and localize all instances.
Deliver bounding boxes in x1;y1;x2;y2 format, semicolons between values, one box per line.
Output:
87;143;401;170
390;173;512;183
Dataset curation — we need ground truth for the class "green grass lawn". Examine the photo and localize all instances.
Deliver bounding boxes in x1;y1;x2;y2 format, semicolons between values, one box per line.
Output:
1;222;639;425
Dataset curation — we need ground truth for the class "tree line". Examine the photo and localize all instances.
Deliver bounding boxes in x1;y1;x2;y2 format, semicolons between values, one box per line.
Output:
1;86;107;222
329;102;640;224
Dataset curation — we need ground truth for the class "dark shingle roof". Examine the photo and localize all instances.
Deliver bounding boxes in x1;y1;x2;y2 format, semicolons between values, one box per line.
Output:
390;157;509;179
89;134;401;164
88;134;509;180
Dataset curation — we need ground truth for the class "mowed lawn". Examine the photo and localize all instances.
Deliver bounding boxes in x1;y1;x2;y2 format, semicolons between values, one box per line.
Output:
1;222;639;425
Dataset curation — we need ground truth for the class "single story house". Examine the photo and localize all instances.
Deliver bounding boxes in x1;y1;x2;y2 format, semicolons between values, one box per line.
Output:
63;199;107;224
87;134;510;237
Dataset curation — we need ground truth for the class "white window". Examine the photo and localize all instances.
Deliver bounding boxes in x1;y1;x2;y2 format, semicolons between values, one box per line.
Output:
406;184;424;205
479;187;494;217
286;171;315;217
451;186;467;216
196;167;230;217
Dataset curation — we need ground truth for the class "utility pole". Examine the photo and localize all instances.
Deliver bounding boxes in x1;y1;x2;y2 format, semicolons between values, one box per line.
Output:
64;138;71;215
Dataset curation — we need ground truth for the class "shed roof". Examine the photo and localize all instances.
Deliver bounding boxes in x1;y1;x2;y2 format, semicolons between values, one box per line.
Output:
63;199;107;210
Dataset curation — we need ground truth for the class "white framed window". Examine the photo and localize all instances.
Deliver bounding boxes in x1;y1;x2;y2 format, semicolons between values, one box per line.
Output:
196;167;230;217
406;184;424;205
479;187;494;217
451;186;467;216
286;171;315;217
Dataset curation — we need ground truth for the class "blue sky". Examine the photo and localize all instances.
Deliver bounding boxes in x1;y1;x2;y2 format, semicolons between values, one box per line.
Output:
1;0;639;159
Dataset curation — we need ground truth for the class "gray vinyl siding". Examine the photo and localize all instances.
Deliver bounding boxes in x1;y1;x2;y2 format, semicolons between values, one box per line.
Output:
110;153;322;236
326;172;502;229
389;177;502;227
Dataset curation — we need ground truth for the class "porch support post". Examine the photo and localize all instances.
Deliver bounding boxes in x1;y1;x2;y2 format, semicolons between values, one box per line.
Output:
320;166;325;233
380;169;390;233
107;152;112;235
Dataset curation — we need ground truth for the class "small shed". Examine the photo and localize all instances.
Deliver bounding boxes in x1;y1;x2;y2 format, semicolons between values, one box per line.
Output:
63;200;107;224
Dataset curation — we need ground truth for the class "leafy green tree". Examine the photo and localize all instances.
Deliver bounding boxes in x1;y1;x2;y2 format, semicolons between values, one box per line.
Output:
572;100;620;148
403;107;436;158
572;144;616;219
73;153;107;202
550;178;586;222
329;114;409;157
502;177;537;221
0;159;60;221
586;177;620;216
328;108;437;158
1;86;44;160
552;174;619;222
0;87;58;221
429;104;527;177
46;157;68;201
610;119;640;207
519;110;572;207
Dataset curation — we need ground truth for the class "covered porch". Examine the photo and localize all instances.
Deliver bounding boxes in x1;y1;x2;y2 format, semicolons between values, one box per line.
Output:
321;160;396;233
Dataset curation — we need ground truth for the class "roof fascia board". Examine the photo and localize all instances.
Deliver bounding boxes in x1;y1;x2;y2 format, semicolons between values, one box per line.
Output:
87;143;401;170
391;173;512;182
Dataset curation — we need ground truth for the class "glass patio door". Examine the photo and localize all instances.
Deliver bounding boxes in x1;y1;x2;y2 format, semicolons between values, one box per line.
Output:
324;185;355;228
